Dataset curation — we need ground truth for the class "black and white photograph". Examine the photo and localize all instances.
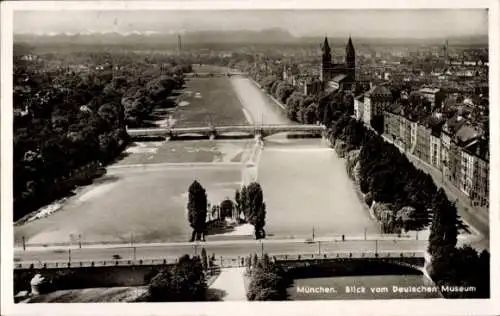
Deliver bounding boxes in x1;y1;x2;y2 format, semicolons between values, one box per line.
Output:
1;1;499;315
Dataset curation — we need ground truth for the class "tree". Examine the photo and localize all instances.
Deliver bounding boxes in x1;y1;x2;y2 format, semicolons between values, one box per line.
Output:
428;188;458;256
285;92;304;122
247;256;290;301
275;82;295;104
396;206;416;232
187;180;208;242
200;248;208;271
148;255;207;301
245;182;267;239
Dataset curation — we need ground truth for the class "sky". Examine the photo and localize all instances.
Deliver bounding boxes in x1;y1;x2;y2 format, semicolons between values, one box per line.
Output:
14;9;488;38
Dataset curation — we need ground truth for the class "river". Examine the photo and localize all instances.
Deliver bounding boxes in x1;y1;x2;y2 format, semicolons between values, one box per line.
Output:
230;76;436;299
15;73;434;298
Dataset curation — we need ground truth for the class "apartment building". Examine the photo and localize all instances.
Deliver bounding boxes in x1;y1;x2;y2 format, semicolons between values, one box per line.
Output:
362;85;392;125
381;108;489;207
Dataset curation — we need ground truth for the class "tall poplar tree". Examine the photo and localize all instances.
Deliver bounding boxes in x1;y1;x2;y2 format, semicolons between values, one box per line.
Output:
187;180;207;242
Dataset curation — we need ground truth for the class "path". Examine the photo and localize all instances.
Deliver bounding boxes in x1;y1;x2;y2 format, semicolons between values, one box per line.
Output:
208;267;247;301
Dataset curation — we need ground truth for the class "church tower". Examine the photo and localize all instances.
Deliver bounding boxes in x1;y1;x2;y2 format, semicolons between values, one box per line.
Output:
321;37;332;82
345;36;356;82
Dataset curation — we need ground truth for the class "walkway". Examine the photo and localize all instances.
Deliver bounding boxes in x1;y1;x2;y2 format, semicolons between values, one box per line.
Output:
208;267;247;301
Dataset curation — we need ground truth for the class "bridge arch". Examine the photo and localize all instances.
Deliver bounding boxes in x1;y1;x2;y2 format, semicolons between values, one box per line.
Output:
275;255;426;280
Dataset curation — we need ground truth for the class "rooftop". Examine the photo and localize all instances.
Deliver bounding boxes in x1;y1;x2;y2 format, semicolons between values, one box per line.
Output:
365;85;392;97
332;74;348;82
419;87;440;94
455;124;480;144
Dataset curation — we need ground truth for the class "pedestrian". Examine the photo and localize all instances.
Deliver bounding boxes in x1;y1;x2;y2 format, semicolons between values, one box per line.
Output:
342;234;345;241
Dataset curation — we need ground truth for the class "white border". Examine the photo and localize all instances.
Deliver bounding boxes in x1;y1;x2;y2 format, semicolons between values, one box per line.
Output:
1;1;499;316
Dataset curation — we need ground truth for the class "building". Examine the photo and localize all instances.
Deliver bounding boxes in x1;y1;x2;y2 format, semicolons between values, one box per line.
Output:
362;85;392;125
382;107;489;208
473;153;489;207
459;149;475;197
354;94;364;120
419;87;441;108
320;36;356;90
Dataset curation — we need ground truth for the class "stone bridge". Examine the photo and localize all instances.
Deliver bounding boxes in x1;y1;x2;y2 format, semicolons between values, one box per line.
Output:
185;72;248;78
272;252;427;273
15;251;426;272
127;124;327;140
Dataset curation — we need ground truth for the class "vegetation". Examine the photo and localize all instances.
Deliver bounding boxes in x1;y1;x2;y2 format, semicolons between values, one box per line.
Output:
200;248;208;271
13;45;190;221
187;180;208;241
325;111;488;298
426;190;489;298
245;254;291;301
147;255;207;302
428;189;459;256
236;182;267;239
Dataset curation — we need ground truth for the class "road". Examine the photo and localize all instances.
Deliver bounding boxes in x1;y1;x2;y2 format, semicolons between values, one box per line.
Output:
15;239;429;264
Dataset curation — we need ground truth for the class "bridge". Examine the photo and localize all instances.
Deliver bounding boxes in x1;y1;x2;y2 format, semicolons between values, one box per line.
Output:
185;71;248;78
14;251;426;271
127;124;327;140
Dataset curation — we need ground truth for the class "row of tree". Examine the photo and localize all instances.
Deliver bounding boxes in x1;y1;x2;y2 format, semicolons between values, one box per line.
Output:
328;113;438;232
258;74;356;126
13;47;190;221
327;111;489;298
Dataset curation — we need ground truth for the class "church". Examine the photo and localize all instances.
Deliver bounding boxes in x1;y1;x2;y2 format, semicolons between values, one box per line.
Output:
320;36;356;91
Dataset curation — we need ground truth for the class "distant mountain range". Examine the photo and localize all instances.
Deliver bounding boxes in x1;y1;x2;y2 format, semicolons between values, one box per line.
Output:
14;28;488;46
15;28;297;45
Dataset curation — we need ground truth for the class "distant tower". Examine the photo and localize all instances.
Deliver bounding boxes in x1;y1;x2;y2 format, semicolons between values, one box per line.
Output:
443;39;449;64
345;35;356;82
320;37;332;82
178;34;182;53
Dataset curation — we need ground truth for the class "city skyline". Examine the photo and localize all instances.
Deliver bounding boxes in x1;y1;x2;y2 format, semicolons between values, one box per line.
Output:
14;9;488;38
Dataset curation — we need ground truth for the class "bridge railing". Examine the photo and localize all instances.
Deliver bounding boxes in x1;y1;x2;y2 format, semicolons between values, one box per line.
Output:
16;233;424;250
126;124;325;132
272;251;424;261
15;258;180;270
15;251;426;270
